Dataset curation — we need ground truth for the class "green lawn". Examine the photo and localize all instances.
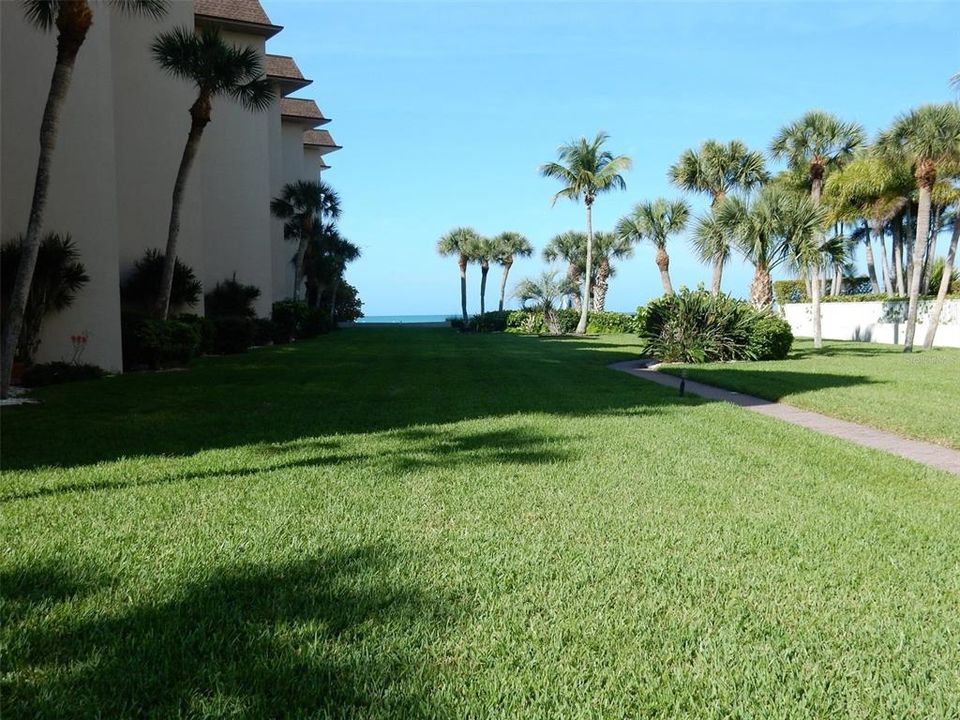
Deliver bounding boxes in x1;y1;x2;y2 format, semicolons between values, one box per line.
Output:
661;339;960;449
3;329;959;718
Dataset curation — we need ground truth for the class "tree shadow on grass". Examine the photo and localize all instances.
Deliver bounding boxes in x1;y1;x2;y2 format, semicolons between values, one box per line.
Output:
2;546;460;718
2;426;580;503
664;367;880;402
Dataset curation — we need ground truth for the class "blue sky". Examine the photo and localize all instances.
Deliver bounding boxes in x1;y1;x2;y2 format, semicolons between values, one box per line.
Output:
265;1;958;316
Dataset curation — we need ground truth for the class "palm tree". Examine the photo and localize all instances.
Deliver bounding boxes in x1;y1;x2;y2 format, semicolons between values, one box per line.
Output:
324;235;361;323
437;227;481;322
668;140;768;294
616;199;690;296
543;231;587;310
492;232;533;312
540;132;631;333
151;26;274;319
271;180;341;300
472;236;498;315
0;0;168;397
771;111;864;348
514;270;577;335
878;104;960;352
589;231;634;311
924;213;960;348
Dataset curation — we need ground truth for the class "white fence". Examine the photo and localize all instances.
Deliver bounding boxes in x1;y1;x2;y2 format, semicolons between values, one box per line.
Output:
782;299;960;348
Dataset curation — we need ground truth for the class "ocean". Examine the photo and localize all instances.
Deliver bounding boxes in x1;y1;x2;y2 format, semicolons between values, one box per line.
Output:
355;314;452;324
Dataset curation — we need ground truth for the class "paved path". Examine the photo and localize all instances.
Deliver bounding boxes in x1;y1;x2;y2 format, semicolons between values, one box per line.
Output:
610;360;960;476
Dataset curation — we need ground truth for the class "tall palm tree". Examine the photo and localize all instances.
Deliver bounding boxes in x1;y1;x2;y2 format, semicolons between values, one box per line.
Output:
322;234;360;323
668;139;768;294
616;198;690;296
589;231;634;311
271;180;341;300
437;227;481;322
543;231;587;309
878;103;960;352
151;26;274;319
492;232;533;312
472;236;497;315
540;132;631;333
924;211;960;348
1;0;168;398
514;270;577;335
771;111;864;348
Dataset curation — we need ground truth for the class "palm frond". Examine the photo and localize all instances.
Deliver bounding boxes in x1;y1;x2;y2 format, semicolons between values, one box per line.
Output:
108;0;169;19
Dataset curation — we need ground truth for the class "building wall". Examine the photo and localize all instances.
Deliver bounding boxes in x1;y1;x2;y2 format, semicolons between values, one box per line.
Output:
267;94;287;303
783;299;960;348
275;119;314;299
1;3;124;371
198;29;275;318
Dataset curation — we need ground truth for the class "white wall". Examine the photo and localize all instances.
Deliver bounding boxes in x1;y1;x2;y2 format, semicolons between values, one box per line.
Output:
1;3;124;371
198;30;274;317
783;299;960;348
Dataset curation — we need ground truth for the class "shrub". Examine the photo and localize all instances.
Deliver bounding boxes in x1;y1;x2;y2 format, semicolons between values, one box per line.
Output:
457;311;511;333
210;316;255;354
929;257;959;295
1;233;89;362
587;311;636;334
204;275;260;319
747;313;793;361
177;313;216;355
639;288;758;363
333;281;364;323
252;318;275;346
298;308;333;339
22;361;105;387
554;309;580;334
121;314;201;369
121;249;201;312
773;279;807;306
271;299;308;344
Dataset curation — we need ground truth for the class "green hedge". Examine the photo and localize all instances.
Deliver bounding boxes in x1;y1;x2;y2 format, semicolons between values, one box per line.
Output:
500;309;639;335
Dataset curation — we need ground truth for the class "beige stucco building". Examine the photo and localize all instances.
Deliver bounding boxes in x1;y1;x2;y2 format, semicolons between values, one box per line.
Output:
0;0;339;371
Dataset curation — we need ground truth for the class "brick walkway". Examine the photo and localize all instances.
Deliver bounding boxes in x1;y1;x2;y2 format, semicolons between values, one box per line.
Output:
609;360;960;476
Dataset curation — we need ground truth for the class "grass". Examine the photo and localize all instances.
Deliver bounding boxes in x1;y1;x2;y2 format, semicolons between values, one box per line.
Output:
3;328;959;717
661;339;960;449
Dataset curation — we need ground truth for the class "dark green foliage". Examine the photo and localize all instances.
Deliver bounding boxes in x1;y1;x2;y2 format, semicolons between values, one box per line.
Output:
177;313;216;355
639;288;760;363
773;279;807;306
1;233;89;362
586;311;637;334
204;276;260;319
332;281;364;323
121;314;201;370
747;313;794;361
775;277;886;306
457;311;511;332
271;300;309;344
121;249;201;312
210;317;255;354
22;362;105;387
929;257;958;295
298;308;333;339
252;318;275;346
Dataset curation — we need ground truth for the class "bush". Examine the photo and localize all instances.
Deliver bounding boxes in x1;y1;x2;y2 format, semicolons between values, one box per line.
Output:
929;257;959;295
333;281;364;323
22;361;105;387
177;313;216;355
457;311;511;332
554;308;580;334
204;275;260;319
773;279;807;306
210;316;255;354
746;313;793;361
252;318;275;346
121;249;201;312
121;314;201;370
1;233;89;362
639;288;760;363
271;299;308;344
587;311;636;334
298;308;333;339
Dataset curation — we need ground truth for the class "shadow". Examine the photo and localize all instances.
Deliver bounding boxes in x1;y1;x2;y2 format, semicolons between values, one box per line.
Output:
3;546;460;718
3;425;578;503
1;328;670;472
663;367;880;403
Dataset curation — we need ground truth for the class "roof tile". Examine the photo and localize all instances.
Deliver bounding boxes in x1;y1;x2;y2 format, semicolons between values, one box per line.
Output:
193;0;273;27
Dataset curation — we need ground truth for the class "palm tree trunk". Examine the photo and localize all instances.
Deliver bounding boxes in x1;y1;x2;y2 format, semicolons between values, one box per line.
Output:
903;179;932;351
497;258;513;312
328;275;340;324
1;2;92;398
921;204;942;294
593;259;609;312
811;264;823;350
459;255;468;322
875;223;894;294
751;267;773;312
156;94;210;318
831;266;842;296
656;247;673;295
479;261;489;315
864;226;881;294
576;203;593;333
292;216;313;302
892;220;905;295
567;264;580;310
923;217;959;349
710;256;723;296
